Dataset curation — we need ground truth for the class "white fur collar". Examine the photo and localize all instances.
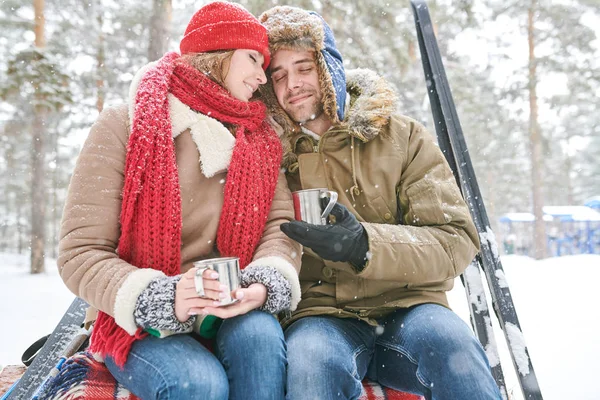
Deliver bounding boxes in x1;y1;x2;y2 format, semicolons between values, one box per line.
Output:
128;62;235;178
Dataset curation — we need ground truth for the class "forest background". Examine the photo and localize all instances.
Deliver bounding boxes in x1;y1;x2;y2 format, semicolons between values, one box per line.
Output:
1;0;598;273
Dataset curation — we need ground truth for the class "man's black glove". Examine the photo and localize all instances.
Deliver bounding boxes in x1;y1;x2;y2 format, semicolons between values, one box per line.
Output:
280;202;369;271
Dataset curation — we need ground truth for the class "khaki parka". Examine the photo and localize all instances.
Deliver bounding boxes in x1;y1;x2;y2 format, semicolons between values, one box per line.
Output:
280;69;480;327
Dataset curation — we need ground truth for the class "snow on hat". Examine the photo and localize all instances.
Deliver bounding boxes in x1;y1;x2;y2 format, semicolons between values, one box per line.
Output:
259;6;347;122
180;1;270;69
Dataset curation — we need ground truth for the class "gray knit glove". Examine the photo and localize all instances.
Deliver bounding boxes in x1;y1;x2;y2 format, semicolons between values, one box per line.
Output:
241;265;291;314
134;275;196;333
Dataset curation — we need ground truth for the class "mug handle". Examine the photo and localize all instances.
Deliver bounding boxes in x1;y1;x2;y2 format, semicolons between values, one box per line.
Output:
319;191;338;223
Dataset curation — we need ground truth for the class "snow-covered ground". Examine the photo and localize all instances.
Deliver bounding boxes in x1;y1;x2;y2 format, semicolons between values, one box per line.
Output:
0;253;75;369
447;254;600;400
1;252;598;399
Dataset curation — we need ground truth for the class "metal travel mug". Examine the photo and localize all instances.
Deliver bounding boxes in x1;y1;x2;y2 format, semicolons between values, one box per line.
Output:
193;257;240;306
292;188;338;225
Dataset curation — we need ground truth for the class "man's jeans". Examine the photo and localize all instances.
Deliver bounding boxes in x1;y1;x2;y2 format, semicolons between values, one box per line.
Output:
285;304;502;400
106;311;286;400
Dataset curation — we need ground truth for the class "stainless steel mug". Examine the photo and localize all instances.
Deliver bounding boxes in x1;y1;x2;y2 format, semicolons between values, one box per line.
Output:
292;188;338;225
193;257;240;306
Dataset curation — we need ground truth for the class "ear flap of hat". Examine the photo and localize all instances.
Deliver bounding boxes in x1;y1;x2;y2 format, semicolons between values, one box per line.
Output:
309;12;346;122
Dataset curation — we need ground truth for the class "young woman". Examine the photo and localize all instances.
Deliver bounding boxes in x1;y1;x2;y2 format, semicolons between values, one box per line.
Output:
57;2;301;399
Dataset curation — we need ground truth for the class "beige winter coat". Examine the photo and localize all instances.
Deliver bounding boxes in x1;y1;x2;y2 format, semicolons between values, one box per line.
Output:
58;65;301;334
280;69;479;327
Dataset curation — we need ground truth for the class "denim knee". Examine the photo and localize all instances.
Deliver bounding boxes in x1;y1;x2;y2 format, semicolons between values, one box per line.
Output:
417;310;487;370
218;311;285;352
381;305;493;379
286;317;370;400
105;334;230;400
159;358;229;399
216;311;286;400
436;326;491;378
286;318;334;373
286;316;370;378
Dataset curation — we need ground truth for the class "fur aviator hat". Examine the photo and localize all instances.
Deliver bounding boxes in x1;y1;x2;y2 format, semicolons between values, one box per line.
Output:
259;6;346;123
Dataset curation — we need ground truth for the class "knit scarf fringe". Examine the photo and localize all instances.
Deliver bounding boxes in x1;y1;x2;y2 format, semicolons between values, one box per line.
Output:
89;52;281;367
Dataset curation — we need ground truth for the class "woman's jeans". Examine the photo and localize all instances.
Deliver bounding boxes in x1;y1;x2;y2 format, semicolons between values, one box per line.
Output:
285;304;503;400
106;311;286;400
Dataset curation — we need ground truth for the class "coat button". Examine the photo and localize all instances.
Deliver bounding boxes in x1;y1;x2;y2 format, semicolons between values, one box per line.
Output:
322;266;334;278
384;212;392;220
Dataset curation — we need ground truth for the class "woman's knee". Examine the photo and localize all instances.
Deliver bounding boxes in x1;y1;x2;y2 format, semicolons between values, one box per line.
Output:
108;335;229;400
161;365;228;399
221;310;281;334
219;311;284;350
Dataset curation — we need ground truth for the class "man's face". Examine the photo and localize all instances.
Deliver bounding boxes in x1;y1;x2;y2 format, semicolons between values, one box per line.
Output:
270;49;328;131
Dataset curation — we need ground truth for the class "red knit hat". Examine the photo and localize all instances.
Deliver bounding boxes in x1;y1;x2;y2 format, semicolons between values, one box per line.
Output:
180;1;270;69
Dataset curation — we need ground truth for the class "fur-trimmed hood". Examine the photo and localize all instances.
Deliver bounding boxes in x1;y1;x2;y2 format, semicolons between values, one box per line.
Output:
343;68;398;142
261;67;398;167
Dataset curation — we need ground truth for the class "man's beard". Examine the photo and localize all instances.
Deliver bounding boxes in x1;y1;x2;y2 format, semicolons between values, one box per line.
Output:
294;103;325;126
285;90;324;124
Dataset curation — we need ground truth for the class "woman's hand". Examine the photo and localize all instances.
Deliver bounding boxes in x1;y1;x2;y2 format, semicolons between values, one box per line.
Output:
174;267;227;322
200;283;267;319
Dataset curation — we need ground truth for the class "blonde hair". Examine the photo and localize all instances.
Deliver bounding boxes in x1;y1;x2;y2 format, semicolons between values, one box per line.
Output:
179;50;235;86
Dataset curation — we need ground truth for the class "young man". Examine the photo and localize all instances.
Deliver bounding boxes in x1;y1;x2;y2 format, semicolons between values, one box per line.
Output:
259;6;503;400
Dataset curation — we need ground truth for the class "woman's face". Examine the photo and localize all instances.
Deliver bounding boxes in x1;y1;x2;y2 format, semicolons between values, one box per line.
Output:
223;49;267;102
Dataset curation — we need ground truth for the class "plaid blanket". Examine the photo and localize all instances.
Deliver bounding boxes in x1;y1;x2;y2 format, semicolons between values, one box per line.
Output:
37;352;423;400
360;380;423;400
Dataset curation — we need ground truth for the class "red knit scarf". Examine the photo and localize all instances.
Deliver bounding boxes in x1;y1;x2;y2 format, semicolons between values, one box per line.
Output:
89;52;282;367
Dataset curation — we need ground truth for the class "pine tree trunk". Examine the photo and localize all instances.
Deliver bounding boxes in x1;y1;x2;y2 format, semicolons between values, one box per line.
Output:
527;0;547;259
400;39;417;78
31;0;47;274
33;0;45;48
148;0;172;62
1;166;7;252
51;127;59;260
564;140;574;205
96;11;105;113
1;145;8;253
17;196;24;255
31;109;47;274
4;144;15;253
486;168;501;251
